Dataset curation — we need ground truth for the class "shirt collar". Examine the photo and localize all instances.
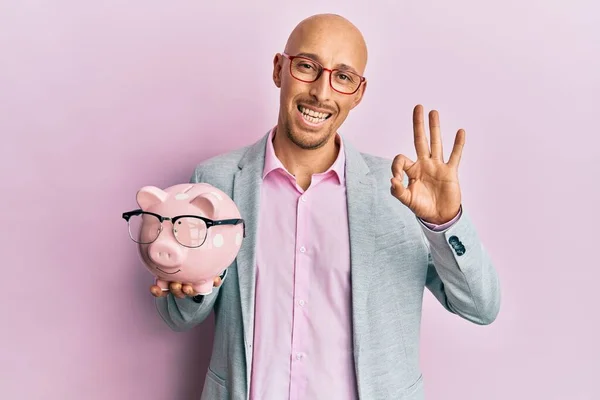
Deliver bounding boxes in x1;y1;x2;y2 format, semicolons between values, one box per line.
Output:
262;127;345;185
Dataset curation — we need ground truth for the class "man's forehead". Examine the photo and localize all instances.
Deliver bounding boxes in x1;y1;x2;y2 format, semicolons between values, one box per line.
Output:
284;15;368;73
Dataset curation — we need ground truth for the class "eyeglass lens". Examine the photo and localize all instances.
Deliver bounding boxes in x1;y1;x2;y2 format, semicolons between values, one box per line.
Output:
127;214;208;247
290;57;361;94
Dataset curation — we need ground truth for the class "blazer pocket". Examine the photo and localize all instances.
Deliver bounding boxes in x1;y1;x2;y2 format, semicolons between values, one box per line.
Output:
403;373;424;399
202;367;228;400
206;366;227;389
375;228;408;251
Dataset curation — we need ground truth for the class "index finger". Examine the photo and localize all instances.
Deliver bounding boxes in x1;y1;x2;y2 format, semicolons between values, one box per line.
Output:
413;104;430;159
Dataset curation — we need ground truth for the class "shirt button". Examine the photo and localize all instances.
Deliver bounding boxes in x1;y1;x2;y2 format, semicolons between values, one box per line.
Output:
299;246;306;253
300;196;307;202
298;300;305;306
296;353;304;360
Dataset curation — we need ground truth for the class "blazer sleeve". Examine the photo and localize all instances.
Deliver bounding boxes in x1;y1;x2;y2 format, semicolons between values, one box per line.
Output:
419;208;501;325
154;164;223;331
155;288;222;332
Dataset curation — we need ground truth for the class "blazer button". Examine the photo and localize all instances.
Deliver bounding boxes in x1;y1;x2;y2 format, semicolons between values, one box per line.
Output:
448;235;466;256
448;235;460;246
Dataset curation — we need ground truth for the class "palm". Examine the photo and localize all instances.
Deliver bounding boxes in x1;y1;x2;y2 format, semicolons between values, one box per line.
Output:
391;105;464;225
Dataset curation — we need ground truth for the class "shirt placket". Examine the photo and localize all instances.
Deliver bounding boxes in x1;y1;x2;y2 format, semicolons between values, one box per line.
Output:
288;189;311;400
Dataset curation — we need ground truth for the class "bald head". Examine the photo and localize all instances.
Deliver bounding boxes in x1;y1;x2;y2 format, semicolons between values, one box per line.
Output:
284;14;368;74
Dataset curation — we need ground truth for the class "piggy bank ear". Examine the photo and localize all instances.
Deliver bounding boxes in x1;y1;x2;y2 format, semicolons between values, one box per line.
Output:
136;186;168;210
190;192;221;218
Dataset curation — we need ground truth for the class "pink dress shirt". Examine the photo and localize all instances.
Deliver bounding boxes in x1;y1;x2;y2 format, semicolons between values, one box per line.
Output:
248;128;459;400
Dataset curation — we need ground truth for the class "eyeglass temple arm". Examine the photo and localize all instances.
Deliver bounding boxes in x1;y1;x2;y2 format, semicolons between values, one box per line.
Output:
214;218;246;238
122;209;143;220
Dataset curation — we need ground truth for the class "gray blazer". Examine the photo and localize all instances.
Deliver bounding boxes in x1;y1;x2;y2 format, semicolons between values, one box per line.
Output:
156;132;501;400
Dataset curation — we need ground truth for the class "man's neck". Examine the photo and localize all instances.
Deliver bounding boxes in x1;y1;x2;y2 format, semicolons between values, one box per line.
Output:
272;126;340;190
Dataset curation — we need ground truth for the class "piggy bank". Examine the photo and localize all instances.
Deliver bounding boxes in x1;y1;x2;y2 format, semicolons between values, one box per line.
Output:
122;183;245;295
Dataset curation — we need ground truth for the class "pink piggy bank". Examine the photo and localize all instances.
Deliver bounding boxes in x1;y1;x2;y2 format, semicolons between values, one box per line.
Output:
122;183;245;295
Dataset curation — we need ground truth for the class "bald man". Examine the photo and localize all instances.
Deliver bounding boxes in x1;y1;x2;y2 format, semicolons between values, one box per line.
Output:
153;13;501;400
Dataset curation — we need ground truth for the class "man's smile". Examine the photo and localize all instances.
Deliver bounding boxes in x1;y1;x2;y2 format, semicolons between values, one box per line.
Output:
297;104;332;126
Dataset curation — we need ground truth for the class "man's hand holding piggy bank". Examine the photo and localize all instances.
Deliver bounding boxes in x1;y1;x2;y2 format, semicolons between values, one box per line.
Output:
122;183;245;299
150;275;225;299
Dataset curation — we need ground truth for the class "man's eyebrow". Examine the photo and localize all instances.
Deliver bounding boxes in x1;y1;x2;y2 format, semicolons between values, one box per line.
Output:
296;52;360;74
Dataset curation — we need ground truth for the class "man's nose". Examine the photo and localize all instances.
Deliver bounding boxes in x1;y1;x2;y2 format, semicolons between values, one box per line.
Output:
309;70;332;101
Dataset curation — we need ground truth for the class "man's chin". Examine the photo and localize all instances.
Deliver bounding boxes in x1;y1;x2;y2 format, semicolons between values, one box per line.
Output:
287;126;333;150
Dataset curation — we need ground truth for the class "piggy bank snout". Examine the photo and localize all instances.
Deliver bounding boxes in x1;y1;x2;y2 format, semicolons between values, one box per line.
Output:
148;241;184;268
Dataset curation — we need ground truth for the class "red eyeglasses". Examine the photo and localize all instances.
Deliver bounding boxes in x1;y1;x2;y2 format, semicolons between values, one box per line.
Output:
281;52;365;95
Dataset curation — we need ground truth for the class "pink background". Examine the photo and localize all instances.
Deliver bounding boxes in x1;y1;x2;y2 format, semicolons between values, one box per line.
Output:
1;1;598;399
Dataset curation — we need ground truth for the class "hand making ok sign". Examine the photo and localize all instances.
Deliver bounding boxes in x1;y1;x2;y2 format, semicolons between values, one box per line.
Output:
390;104;464;225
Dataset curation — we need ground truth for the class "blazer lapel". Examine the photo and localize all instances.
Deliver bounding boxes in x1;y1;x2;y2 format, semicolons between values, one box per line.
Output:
343;139;377;370
232;133;268;356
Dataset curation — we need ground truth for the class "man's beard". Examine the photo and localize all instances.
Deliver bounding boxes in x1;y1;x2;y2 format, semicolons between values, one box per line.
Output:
284;120;333;150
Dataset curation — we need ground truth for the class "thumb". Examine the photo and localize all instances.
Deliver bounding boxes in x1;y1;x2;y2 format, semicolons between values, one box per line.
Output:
213;276;223;287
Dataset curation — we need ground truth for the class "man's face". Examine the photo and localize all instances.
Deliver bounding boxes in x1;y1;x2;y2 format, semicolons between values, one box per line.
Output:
272;23;367;150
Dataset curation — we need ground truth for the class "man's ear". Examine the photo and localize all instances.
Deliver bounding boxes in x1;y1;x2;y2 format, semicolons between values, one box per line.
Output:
273;53;283;88
350;79;367;110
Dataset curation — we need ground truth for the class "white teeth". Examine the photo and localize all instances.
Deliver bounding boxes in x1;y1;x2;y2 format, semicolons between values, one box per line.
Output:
304;114;324;124
299;106;330;121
